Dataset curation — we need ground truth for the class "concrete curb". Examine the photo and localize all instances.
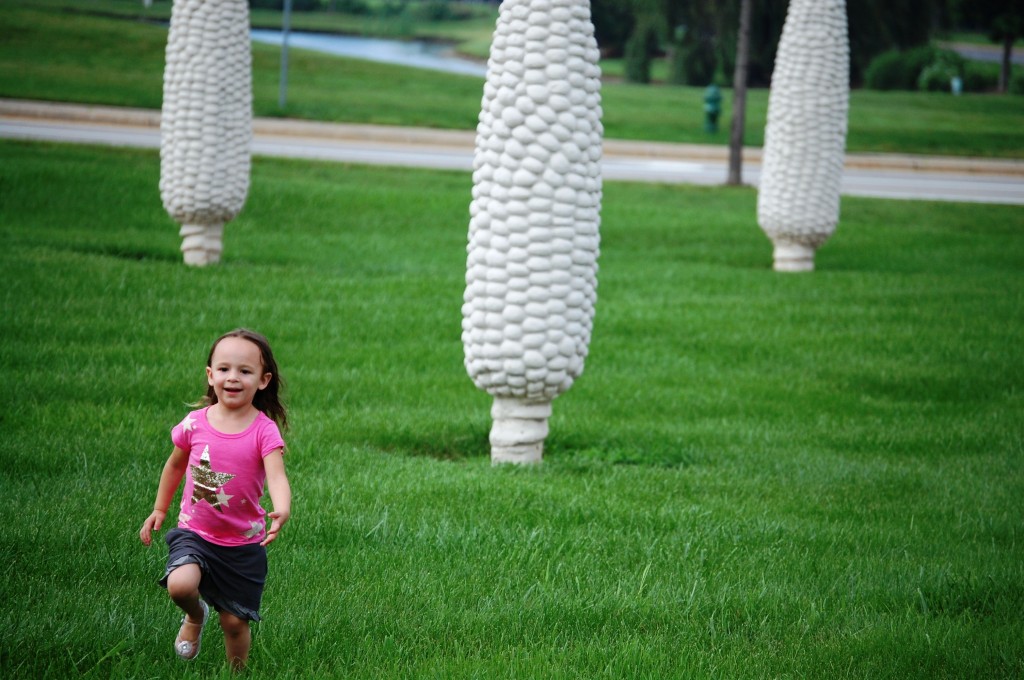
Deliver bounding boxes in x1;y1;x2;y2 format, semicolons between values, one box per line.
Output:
3;97;1023;176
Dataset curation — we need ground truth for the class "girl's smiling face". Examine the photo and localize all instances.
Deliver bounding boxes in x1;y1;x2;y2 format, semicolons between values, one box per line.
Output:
206;336;272;412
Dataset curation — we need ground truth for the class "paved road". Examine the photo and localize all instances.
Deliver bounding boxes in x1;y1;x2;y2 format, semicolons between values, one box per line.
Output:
942;41;1024;65
3;99;1022;205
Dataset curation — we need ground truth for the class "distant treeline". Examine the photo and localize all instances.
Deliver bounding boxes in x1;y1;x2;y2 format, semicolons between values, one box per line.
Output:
248;0;1021;92
592;0;1019;89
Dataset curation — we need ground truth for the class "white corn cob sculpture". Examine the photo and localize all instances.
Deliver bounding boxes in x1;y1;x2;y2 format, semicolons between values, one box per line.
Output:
463;0;603;464
159;0;252;266
756;0;849;272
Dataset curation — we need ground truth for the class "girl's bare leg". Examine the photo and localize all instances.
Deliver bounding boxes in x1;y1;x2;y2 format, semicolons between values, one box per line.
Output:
219;611;251;670
165;564;206;645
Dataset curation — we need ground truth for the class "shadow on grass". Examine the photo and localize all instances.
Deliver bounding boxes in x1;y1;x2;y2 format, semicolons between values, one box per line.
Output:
378;422;492;462
918;572;1024;621
65;243;181;263
545;432;709;470
379;422;708;470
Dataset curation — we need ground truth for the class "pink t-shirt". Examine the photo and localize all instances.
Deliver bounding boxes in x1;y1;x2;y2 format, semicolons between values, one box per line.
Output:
171;407;285;547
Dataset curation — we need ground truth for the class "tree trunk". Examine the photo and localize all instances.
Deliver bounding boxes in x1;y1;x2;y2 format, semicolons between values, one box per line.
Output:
727;0;752;186
999;34;1012;94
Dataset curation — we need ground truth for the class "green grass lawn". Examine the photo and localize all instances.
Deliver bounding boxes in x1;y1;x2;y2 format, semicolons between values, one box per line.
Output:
2;0;1024;157
1;140;1022;677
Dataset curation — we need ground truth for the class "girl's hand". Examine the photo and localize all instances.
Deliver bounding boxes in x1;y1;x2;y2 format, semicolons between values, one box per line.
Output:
261;510;290;547
139;510;166;547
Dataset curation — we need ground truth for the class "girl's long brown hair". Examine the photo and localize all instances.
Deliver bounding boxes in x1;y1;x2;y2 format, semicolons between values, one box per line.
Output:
202;329;288;430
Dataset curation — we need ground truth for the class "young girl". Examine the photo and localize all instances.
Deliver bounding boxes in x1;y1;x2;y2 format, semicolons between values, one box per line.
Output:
139;329;292;670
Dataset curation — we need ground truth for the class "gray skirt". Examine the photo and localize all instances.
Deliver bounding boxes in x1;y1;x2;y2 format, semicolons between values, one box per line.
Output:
160;528;267;622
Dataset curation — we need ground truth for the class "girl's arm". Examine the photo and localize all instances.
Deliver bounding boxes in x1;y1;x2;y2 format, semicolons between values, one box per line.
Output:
139;446;189;547
261;448;291;547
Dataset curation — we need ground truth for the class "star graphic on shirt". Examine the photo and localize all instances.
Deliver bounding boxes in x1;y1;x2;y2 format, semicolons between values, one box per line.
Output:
243;521;264;539
190;445;235;513
180;414;197;432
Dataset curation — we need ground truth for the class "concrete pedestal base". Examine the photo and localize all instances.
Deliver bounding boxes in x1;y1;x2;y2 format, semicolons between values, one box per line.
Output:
772;241;816;272
490;397;552;465
180;223;224;266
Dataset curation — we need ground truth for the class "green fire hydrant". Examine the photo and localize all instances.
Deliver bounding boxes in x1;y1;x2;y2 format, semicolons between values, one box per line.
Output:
703;84;722;133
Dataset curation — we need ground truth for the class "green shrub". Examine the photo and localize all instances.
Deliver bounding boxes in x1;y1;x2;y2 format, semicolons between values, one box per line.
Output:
1011;71;1024;95
671;44;719;86
918;64;955;92
865;46;941;91
917;50;965;92
865;49;906;90
667;24;717;86
624;21;659;84
962;61;1000;92
407;1;473;22
378;1;405;18
667;44;687;85
249;0;320;10
329;0;371;15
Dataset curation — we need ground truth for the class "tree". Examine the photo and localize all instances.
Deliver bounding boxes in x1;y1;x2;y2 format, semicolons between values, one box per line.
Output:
600;0;947;88
847;0;941;85
951;0;1022;93
624;16;661;83
727;0;752;186
663;0;731;86
590;0;635;56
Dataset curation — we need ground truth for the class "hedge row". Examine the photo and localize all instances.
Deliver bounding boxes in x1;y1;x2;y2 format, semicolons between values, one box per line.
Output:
863;45;1019;94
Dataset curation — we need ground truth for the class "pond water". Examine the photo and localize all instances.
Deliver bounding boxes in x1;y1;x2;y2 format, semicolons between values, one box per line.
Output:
250;29;488;78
